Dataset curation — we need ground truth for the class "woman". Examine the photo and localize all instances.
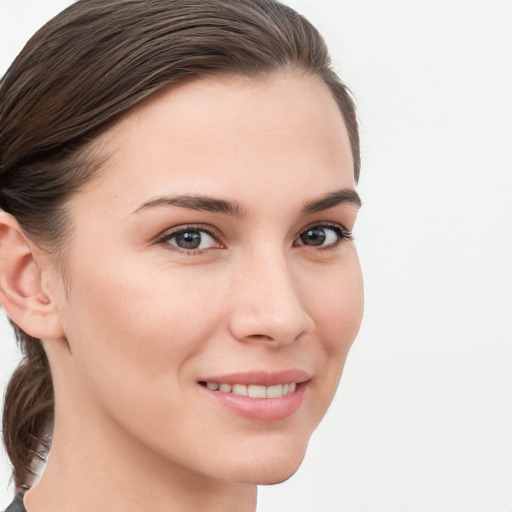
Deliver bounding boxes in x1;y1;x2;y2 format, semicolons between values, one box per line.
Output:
0;1;363;510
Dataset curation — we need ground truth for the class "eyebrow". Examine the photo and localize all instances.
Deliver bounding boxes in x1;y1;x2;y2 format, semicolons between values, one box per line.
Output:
132;188;361;217
133;194;247;217
302;188;362;215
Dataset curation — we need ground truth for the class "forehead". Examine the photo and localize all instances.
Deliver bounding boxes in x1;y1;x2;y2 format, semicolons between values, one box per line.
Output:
77;72;355;214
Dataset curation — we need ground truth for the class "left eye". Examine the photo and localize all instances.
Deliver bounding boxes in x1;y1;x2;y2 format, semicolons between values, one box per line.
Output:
163;228;219;251
295;225;349;248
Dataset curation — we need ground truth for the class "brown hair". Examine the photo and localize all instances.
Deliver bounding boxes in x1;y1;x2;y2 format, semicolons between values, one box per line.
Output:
0;0;360;489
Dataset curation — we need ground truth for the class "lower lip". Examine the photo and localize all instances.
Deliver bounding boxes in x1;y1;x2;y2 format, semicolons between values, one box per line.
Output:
199;382;308;422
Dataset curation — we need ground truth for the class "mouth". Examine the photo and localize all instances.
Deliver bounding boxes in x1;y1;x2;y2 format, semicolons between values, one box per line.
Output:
199;381;297;398
197;370;310;422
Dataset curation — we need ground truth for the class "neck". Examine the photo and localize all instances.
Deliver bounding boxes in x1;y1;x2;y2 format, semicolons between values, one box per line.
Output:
25;399;257;512
26;433;257;512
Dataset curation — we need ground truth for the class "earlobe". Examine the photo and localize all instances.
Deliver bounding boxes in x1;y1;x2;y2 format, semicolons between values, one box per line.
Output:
0;212;64;340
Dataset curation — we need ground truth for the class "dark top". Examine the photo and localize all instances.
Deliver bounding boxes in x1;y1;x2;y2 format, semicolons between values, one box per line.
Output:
4;494;26;512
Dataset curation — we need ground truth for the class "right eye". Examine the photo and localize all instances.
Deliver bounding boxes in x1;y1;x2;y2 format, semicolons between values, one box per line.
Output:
158;226;223;254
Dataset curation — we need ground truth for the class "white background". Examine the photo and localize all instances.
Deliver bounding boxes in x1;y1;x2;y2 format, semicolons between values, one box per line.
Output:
1;1;511;511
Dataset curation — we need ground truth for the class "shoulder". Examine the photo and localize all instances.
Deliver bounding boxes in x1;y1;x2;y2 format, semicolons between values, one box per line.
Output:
3;494;26;512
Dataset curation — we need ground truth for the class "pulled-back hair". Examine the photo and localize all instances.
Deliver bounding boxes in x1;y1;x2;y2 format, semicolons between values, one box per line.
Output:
0;0;360;489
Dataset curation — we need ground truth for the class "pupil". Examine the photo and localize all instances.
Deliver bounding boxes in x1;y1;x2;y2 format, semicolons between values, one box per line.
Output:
301;227;326;246
177;231;201;249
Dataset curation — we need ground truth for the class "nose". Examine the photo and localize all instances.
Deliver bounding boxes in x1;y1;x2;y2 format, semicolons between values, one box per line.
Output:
228;251;313;346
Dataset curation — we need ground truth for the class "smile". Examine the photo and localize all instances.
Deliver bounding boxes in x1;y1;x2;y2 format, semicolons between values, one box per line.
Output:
200;381;297;398
198;371;310;422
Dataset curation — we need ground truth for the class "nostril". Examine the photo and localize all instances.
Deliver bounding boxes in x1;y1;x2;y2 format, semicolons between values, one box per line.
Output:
248;334;274;341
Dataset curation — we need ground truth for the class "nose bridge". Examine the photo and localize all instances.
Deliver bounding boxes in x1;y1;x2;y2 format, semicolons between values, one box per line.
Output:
229;244;312;345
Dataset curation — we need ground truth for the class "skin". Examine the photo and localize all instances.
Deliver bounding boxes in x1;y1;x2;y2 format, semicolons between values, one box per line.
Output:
2;72;363;512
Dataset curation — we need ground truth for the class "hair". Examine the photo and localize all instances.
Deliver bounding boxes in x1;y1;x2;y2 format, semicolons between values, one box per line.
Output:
0;0;360;489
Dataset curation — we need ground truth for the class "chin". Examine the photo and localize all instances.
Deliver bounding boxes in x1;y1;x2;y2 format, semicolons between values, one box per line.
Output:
255;466;302;486
222;440;309;486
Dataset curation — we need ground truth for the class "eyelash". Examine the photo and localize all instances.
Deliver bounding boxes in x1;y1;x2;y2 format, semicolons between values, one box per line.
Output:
156;224;224;255
294;222;353;251
156;222;353;255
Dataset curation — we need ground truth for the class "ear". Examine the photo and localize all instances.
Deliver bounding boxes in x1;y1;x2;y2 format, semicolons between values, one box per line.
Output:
0;211;65;340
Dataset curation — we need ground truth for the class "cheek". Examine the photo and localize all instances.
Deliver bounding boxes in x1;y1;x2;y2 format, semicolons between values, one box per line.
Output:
299;252;363;421
57;255;232;458
61;254;224;387
308;252;364;355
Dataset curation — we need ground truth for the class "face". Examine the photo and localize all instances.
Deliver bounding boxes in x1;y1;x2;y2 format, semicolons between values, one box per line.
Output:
50;73;363;485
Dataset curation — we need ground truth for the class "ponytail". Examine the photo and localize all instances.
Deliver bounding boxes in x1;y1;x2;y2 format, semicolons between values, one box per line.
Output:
2;324;53;489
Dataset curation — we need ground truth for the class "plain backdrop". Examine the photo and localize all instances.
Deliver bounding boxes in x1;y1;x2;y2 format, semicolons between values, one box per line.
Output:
1;1;511;511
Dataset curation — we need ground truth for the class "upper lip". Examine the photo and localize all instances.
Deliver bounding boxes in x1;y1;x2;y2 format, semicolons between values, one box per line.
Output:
198;369;310;387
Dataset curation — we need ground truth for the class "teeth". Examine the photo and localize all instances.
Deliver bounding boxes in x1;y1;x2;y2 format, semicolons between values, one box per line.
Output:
204;381;298;398
232;384;248;396
266;385;283;398
248;385;266;398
